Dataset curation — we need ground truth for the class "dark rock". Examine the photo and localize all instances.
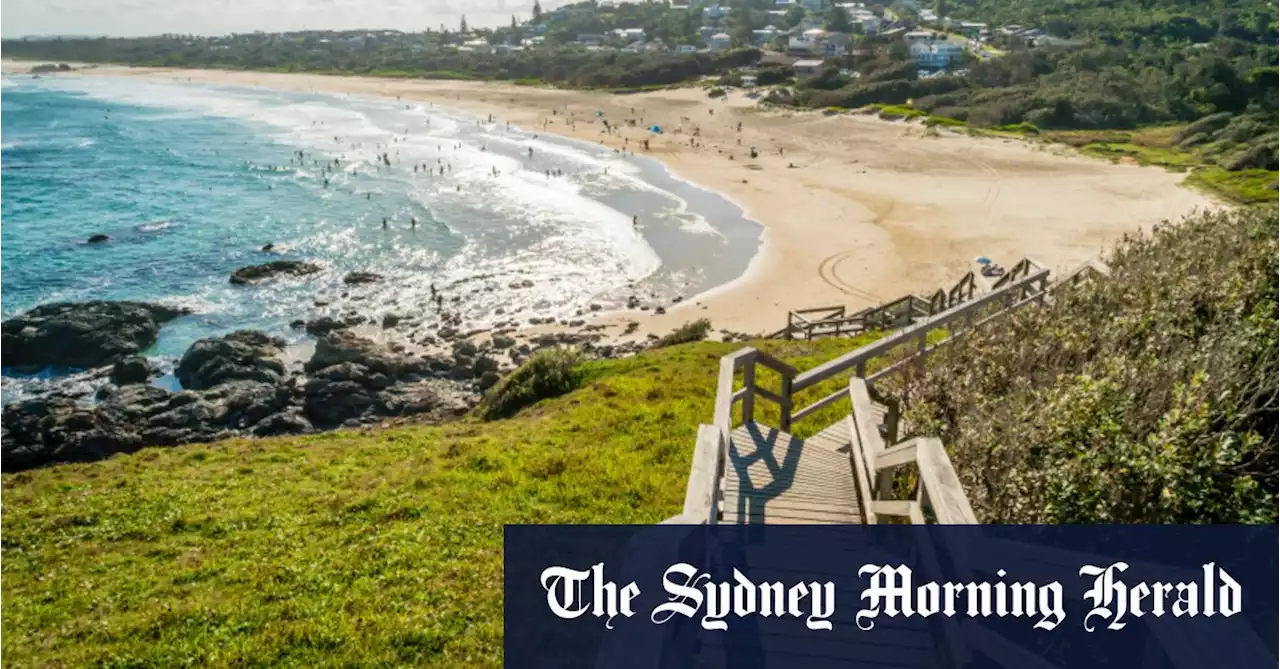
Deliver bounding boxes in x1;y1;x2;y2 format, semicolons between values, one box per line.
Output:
99;383;174;422
252;408;312;436
491;335;516;349
312;362;393;390
673;296;684;303
589;303;603;312
176;330;286;390
627;296;641;309
87;234;111;243
654;306;667;315
437;326;458;340
290;319;306;330
344;271;384;285
302;379;380;425
521;279;534;288
378;379;472;420
1;300;191;371
453;340;479;358
381;313;401;329
229;260;321;285
198;380;292;429
1;396;141;471
306;330;425;378
569;319;586;327
261;243;275;252
473;356;500;375
477;371;502;391
304;316;348;336
109;355;152;385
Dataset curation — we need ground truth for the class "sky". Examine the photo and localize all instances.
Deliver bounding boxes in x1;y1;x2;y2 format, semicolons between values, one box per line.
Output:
1;0;564;38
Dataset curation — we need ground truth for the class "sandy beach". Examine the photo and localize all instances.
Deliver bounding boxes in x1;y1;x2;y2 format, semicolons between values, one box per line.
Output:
5;63;1218;337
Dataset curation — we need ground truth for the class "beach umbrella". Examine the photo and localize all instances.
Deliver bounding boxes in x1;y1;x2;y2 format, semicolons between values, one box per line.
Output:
650;125;662;133
975;256;992;265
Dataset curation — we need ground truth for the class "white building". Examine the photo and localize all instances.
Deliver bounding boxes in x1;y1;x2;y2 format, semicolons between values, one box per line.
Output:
707;32;732;50
793;59;826;77
703;4;729;20
910;41;962;68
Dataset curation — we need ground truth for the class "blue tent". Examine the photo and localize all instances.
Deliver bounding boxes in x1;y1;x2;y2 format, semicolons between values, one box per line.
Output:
650;125;662;133
975;256;992;265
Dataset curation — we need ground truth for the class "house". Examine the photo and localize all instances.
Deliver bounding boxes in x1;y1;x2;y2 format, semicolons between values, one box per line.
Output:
798;0;825;10
708;32;732;50
576;33;608;46
643;39;669;53
821;31;852;56
910;41;962;69
699;25;721;40
787;28;827;55
703;4;729;20
793;59;826;77
676;44;697;54
741;73;759;87
616;27;646;42
463;38;492;53
903;30;935;43
622;40;645;53
919;8;937;22
956;21;988;40
751;25;781;45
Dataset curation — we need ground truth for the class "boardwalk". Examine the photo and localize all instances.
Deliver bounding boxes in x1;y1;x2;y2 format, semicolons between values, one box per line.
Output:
721;422;861;524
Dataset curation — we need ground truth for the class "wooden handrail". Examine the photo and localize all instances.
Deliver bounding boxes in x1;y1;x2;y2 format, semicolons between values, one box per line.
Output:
682;424;726;524
850;378;977;525
792;268;1050;393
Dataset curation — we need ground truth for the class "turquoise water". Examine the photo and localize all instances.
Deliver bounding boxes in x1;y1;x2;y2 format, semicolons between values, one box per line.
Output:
1;75;761;394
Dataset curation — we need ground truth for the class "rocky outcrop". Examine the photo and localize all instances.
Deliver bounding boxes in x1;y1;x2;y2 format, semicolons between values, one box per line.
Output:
1;301;191;371
343;271;384;285
109;355;153;385
175;330;286;390
87;234;110;243
229;260;321;285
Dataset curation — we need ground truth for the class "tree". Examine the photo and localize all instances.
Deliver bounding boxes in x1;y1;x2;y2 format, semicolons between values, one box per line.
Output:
511;15;518;30
826;6;853;33
533;0;544;24
784;6;806;28
460;15;469;34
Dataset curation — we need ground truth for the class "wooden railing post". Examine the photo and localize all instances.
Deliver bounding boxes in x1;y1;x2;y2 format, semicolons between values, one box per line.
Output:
778;373;793;432
740;362;756;425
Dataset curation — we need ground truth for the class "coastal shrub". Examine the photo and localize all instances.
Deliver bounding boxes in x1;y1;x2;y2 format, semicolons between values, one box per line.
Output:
1173;112;1234;144
654;319;712;348
707;87;726;98
476;346;585;420
888;207;1279;524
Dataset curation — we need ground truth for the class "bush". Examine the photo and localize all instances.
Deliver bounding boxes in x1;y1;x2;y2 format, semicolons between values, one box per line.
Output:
890;207;1279;523
476;346;585;420
654;319;712;348
707;87;726;98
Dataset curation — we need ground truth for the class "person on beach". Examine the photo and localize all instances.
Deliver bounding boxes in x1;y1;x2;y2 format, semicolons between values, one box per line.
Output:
632;215;639;228
411;217;418;229
382;217;388;229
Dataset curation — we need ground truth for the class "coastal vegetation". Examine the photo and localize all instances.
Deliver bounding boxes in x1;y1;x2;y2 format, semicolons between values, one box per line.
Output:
891;206;1279;524
0;336;872;668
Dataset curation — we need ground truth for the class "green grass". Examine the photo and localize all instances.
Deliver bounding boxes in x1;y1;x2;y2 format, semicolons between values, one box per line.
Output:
1;335;893;668
861;103;927;121
1185;167;1279;205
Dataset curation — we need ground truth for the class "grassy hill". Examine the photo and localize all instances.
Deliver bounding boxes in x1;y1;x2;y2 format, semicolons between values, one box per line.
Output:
0;335;877;668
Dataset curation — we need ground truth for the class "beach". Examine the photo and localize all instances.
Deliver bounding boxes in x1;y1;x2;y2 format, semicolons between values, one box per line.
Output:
3;62;1219;338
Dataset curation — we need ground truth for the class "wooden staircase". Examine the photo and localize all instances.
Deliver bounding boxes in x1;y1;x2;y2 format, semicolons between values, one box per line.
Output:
643;257;1275;669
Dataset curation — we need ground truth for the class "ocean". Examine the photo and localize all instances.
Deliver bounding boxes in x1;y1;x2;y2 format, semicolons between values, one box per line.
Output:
0;74;761;399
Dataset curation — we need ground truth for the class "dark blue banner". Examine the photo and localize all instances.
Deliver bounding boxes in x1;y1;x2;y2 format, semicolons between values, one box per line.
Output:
504;525;1277;669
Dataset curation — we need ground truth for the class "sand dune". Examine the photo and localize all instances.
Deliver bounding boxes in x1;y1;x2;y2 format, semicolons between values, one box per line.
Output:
8;63;1219;336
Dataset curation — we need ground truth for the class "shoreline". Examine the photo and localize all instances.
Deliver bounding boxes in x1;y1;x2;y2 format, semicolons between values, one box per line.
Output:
3;62;1219;340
